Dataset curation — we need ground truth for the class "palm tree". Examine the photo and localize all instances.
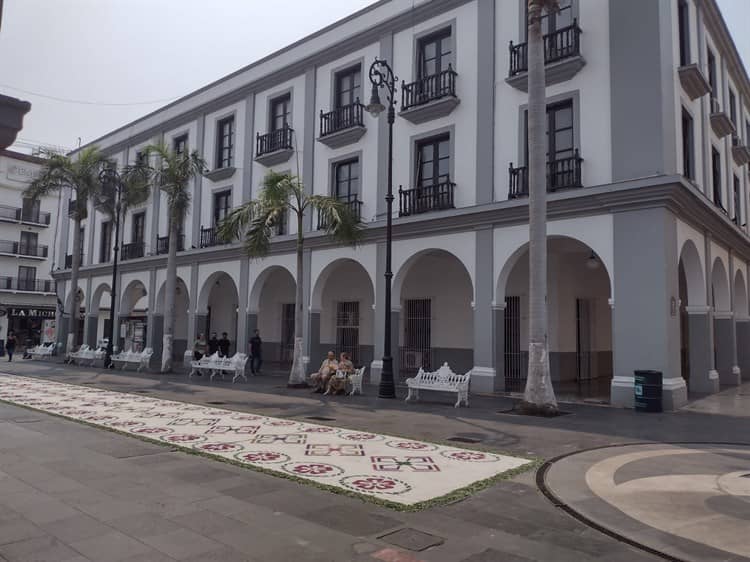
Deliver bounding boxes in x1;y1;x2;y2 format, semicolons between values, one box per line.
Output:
145;143;206;372
25;146;108;352
217;171;362;387
522;0;559;415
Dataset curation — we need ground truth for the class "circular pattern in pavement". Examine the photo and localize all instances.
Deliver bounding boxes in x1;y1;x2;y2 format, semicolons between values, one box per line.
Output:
542;443;750;562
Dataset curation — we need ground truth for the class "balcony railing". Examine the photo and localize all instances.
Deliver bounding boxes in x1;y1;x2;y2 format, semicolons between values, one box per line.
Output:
156;234;185;255
508;151;583;198
120;242;145;261
317;196;363;230
320;101;365;137
401;66;458;111
199;226;230;248
0;240;48;257
0;276;54;293
256;125;294;157
398;180;456;217
0;205;51;226
509;20;582;76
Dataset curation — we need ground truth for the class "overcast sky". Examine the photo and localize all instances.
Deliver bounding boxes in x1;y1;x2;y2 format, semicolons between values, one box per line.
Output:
2;0;749;153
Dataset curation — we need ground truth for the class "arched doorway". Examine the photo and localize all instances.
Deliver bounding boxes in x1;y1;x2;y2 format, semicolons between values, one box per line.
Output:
65;285;85;348
498;237;613;398
711;257;736;385
155;277;190;360
310;259;375;367
198;272;239;355
678;240;706;390
89;283;112;347
734;269;749;381
120;280;148;352
250;266;296;367
393;249;474;381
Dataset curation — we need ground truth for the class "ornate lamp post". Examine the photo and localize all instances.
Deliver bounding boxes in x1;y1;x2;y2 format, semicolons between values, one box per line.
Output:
365;58;397;399
97;165;123;368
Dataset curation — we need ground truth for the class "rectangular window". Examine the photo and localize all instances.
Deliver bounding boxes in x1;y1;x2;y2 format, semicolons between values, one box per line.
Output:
417;28;452;79
174;134;188;156
213;190;231;227
132;212;145;244
746;120;750;144
712;147;722;207
525;0;572;37
136;151;148;166
336;301;360;363
678;0;690;67
729;89;737;125
333;158;360;200
270;95;291;132
416;134;450;187
523;100;575;164
100;221;111;263
707;48;717;94
18;266;36;291
19;231;37;256
734;175;742;224
216;117;234;169
21;197;40;222
335;65;361;108
682;108;694;180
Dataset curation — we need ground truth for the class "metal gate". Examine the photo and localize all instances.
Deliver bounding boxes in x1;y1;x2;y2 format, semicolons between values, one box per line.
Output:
335;301;360;363
400;298;432;379
576;298;593;381
280;303;295;365
504;296;526;392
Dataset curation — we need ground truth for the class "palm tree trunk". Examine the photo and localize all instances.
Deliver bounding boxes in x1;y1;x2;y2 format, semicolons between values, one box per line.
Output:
288;210;307;387
67;216;82;352
523;0;558;412
161;213;178;372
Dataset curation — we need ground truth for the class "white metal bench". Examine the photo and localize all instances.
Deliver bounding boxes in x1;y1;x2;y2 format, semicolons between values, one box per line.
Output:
66;344;92;364
28;343;55;360
349;366;366;395
72;346;106;367
111;348;153;371
189;352;249;383
405;363;471;408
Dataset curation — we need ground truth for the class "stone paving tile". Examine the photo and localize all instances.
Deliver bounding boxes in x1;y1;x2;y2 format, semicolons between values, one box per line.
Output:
40;513;116;544
0;518;48;547
69;531;160;561
139;528;226;560
180;546;259;562
459;548;535;562
106;512;184;539
0;534;84;562
167;509;254;537
300;504;404;537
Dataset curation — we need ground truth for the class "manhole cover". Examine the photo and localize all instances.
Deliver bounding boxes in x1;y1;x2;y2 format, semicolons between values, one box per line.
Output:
206;401;226;405
305;416;336;422
447;436;481;444
378;528;444;552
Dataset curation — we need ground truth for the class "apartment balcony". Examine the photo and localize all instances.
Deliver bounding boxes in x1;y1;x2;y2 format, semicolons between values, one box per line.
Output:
508;151;583;199
255;125;294;167
318;102;366;148
400;66;459;124
0;240;48;259
731;135;750;166
120;242;145;261
0;205;51;226
156;234;185;255
678;63;711;100
398;180;456;217
317;196;363;230
204;165;236;183
199;226;231;249
710;98;735;138
506;20;585;92
0;276;54;293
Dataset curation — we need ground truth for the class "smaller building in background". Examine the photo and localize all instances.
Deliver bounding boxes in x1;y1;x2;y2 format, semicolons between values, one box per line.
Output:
0;149;59;354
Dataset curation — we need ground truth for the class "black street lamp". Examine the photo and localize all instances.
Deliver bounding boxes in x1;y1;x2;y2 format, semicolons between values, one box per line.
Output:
366;57;397;399
97;164;123;369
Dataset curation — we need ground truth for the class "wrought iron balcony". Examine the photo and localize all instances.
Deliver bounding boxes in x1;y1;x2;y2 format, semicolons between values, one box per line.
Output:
509;21;582;76
317;196;363;230
0;205;51;226
398;180;456;217
199;226;230;249
120;242;145;261
255;125;294;166
18;242;48;258
320;101;365;138
400;67;459;124
508;151;583;198
156;234;185;255
0;276;54;293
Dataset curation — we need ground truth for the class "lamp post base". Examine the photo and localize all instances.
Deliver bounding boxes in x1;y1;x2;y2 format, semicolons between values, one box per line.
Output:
378;356;396;398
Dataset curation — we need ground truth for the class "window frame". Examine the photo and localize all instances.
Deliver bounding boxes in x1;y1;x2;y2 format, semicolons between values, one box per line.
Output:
409;126;455;189
269;93;292;132
212;190;232;228
729;89;737;125
677;0;691;67
100;220;112;263
711;146;722;207
415;133;452;188
733;174;742;223
519;91;580;166
332;158;361;201
17;265;36;290
215;116;235;169
334;64;362;109
174;134;188;157
681;107;695;180
416;27;453;80
707;48;717;95
132;212;146;244
19;231;38;255
521;0;575;40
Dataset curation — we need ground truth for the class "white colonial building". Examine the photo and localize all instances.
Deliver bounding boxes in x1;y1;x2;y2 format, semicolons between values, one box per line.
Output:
56;0;750;408
0;149;59;353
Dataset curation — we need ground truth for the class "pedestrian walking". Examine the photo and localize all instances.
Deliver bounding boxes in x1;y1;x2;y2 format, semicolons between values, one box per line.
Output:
6;331;16;362
249;330;262;374
218;332;231;357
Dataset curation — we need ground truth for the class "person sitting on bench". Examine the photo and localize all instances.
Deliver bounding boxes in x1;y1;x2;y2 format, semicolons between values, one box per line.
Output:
310;351;338;393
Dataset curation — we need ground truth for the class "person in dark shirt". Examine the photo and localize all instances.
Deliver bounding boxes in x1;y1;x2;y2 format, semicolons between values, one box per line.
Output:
249;330;262;374
5;330;16;362
208;332;219;355
218;332;231;357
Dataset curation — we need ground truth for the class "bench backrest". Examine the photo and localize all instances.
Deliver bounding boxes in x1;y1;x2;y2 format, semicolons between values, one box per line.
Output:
415;363;470;386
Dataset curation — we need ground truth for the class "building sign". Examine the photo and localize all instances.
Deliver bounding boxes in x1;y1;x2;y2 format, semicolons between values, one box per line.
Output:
9;307;56;319
6;163;40;183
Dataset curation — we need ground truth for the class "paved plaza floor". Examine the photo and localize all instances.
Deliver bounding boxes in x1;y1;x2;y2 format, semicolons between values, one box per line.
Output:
0;358;747;561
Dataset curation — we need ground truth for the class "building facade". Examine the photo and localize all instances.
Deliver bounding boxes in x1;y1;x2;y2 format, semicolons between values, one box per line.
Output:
0;149;58;353
56;0;750;408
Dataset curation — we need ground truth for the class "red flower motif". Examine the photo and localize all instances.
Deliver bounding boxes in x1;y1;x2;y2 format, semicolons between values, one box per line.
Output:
133;427;169;434
449;451;486;461
265;420;296;426
302;427;334;433
200;443;239;452
241;452;282;462
343;433;377;440
166;434;202;442
351;477;397;491
292;464;334;475
394;442;428;449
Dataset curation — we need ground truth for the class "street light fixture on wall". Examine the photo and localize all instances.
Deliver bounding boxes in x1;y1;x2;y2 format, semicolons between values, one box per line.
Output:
366;57;397;399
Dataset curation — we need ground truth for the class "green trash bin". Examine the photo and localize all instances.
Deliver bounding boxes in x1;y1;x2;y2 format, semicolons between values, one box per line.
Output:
634;370;662;412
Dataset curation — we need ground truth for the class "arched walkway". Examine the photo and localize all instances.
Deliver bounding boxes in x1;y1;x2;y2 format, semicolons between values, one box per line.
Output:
735;270;750;380
120;280;148;352
393;249;474;380
250;266;296;366
65;285;85;348
734;270;748;317
310;259;375;367
197;272;239;355
497;236;613;398
154;277;190;360
88;283;111;346
711;258;730;312
678;240;707;392
712;257;738;386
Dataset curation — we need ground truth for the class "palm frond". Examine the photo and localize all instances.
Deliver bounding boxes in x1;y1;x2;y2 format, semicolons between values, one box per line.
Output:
145;143;205;224
260;171;296;209
308;195;364;246
216;201;255;243
242;204;278;259
119;163;152;214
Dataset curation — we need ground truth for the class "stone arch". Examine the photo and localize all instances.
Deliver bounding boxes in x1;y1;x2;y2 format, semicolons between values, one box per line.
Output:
120;279;148;316
155;277;190;314
89;283;111;316
197;271;238;314
678;240;706;307
310;258;375;311
393;248;474;305
711;257;730;312
65;285;85;315
734;270;748;317
248;265;295;313
197;271;239;349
